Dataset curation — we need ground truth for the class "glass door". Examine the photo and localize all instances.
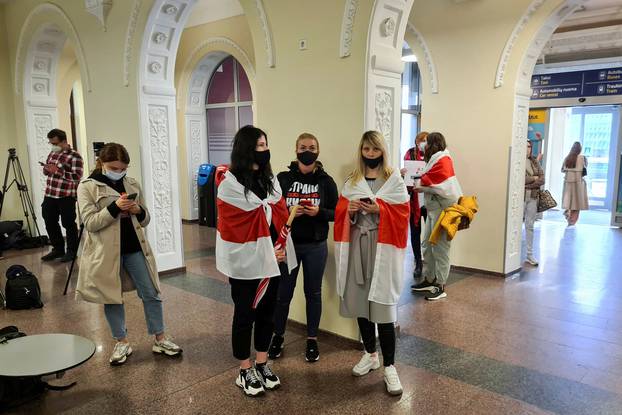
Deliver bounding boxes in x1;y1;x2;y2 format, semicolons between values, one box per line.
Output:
569;106;620;210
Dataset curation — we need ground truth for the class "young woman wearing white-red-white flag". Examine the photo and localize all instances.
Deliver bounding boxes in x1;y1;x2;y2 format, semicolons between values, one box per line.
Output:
411;132;463;301
334;131;409;396
215;125;297;397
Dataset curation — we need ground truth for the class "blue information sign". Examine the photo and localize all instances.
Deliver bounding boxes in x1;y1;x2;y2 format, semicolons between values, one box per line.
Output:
531;67;622;100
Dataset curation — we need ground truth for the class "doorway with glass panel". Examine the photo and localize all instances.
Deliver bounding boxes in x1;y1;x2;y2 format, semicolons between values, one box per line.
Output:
544;105;621;226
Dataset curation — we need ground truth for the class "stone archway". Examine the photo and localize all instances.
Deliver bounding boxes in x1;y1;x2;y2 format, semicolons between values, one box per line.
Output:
16;3;91;232
180;39;255;220
502;0;587;274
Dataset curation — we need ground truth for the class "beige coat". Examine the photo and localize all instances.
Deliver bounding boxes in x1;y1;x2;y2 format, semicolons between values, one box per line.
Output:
562;155;589;211
75;176;160;304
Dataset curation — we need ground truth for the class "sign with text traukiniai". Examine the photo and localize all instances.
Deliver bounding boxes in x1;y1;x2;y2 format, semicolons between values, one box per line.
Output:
531;67;622;100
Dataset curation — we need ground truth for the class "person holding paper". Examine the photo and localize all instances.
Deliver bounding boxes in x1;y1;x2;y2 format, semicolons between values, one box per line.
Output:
401;131;428;286
411;132;462;301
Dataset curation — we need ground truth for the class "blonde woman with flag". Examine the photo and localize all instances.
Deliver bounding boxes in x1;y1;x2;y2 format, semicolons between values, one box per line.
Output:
411;132;463;300
215;125;297;397
334;131;409;395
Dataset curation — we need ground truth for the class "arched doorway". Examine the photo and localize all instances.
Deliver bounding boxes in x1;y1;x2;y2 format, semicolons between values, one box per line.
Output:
17;4;91;232
184;52;254;219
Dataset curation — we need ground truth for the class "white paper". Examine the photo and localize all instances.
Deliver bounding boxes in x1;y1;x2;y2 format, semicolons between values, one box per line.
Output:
403;160;426;187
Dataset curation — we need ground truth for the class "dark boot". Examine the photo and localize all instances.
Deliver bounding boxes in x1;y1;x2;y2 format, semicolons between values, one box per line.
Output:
41;249;65;261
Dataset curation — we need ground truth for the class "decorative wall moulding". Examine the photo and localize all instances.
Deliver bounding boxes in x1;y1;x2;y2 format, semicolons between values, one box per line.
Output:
153;31;168;44
381;17;396;38
375;89;393;139
15;4;93;94
163;4;178;15
142;85;176;96
123;0;142;87
255;0;275;67
406;22;438;94
339;0;358;58
149;61;163;73
85;0;113;31
181;37;255;81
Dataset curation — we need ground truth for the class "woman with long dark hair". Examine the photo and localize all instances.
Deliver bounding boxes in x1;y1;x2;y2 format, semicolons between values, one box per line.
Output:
411;132;462;300
562;141;589;227
216;125;296;397
76;143;182;366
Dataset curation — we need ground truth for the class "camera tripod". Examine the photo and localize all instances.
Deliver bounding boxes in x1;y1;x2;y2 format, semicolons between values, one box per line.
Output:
0;148;44;243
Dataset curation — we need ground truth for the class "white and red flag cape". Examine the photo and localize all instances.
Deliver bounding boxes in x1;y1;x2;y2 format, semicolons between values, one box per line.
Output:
419;150;462;201
334;171;409;306
216;171;297;287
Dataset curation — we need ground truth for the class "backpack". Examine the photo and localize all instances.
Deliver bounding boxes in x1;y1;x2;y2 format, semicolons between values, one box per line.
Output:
0;326;75;412
4;265;44;310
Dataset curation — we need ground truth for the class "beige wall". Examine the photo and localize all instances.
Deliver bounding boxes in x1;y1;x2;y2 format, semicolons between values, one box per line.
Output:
0;4;21;221
240;0;376;339
175;15;255;220
407;0;567;273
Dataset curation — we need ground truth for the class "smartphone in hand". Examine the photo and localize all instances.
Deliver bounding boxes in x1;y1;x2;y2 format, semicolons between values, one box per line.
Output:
360;197;372;204
126;193;138;200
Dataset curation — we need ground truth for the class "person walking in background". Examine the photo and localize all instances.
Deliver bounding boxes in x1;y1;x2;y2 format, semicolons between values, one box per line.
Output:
334;131;409;395
411;132;462;301
216;126;297;397
268;133;338;363
562;141;589;227
403;131;428;288
524;140;544;266
40;129;83;263
76;143;182;366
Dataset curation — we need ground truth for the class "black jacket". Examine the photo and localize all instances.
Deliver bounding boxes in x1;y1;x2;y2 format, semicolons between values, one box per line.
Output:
277;162;338;244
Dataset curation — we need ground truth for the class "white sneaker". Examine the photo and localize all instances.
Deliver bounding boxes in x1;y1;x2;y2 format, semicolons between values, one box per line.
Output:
109;341;132;366
352;352;380;377
235;368;265;397
525;256;539;266
384;365;403;395
152;336;183;356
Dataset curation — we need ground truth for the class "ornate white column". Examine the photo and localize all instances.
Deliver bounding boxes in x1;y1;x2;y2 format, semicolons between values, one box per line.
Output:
365;0;414;167
138;0;197;271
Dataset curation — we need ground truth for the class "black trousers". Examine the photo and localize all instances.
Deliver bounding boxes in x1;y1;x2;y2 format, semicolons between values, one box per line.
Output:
230;269;283;360
42;196;78;253
357;318;396;367
410;206;428;272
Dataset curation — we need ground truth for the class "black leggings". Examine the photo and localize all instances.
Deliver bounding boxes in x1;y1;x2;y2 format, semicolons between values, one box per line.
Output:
357;318;396;367
230;275;281;360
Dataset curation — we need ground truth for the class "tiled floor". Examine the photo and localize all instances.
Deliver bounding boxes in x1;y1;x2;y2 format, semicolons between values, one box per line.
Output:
2;219;622;414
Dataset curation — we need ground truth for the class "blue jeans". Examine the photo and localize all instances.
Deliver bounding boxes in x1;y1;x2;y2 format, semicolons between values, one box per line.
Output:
273;241;327;338
104;251;164;340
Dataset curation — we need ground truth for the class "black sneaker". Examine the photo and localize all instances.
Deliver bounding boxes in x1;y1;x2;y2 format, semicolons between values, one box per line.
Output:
268;334;284;359
426;285;447;301
411;278;437;292
235;368;265;397
59;251;76;263
41;250;64;261
255;362;281;390
305;339;320;362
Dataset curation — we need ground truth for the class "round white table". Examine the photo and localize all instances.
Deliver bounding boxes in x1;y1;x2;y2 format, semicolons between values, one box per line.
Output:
0;334;95;377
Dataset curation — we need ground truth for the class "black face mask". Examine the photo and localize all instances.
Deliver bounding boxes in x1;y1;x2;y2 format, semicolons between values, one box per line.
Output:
254;149;271;168
362;155;383;169
297;151;318;166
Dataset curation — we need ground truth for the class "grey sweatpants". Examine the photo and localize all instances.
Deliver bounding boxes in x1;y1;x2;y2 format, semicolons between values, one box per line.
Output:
422;208;452;285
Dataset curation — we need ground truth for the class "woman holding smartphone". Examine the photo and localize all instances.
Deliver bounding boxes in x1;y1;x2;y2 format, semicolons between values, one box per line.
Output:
268;133;338;362
76;143;182;366
216;126;297;397
334;131;409;395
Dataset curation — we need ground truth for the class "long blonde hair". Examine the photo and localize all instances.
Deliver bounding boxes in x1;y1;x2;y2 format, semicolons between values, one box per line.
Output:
350;130;393;183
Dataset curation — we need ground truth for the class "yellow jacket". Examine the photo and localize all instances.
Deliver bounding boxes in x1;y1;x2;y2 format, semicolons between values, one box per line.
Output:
429;196;478;245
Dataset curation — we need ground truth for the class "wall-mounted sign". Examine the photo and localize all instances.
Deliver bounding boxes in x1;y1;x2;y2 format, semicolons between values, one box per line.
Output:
531;67;622;100
527;109;547;156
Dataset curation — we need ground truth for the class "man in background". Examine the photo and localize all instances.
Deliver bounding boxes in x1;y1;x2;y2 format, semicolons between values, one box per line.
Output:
40;128;83;263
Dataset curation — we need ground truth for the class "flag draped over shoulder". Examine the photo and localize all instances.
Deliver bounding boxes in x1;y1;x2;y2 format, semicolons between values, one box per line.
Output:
420;150;462;201
215;171;297;280
334;172;409;306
